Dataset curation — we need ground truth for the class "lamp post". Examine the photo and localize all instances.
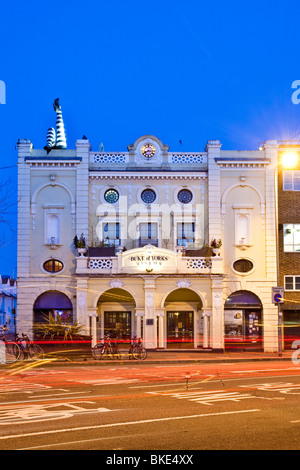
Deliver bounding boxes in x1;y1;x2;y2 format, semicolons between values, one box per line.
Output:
274;163;283;357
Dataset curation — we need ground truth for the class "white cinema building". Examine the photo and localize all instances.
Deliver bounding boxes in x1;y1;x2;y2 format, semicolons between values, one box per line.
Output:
17;108;281;352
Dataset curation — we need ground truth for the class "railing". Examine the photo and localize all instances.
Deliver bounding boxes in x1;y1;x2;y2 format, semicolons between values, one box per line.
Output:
90;152;129;164
89;152;207;166
139;239;158;247
168;153;207;164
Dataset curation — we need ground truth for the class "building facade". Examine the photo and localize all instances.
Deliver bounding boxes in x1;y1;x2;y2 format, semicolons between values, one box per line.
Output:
17;111;283;352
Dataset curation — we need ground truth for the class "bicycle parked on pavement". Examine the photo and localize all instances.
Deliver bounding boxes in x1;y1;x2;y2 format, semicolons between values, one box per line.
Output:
129;336;147;360
15;333;44;361
0;326;22;363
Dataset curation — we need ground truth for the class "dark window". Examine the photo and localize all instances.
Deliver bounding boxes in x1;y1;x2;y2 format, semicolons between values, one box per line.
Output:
43;259;64;273
284;275;300;291
178;189;193;204
233;259;254;273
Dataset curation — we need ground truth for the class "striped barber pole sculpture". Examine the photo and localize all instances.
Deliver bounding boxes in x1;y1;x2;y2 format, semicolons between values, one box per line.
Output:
46;127;56;148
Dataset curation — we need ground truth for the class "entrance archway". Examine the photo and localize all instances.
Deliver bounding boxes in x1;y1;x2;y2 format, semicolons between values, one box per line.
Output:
164;288;203;349
97;288;136;345
224;290;262;350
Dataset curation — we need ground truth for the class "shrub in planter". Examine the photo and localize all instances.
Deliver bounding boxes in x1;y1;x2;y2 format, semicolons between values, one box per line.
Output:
88;246;115;257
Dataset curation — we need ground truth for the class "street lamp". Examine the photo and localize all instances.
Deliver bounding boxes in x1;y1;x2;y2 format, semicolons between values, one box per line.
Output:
280;151;298;169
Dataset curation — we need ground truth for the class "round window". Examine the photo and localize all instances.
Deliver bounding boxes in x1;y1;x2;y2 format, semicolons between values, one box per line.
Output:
104;189;119;204
233;259;254;273
141;188;156;204
178;189;193;204
43;259;64;273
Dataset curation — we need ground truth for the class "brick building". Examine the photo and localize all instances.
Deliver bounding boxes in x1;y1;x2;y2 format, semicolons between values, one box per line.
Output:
278;142;300;347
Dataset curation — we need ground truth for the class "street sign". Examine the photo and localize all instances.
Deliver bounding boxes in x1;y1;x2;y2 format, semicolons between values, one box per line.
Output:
272;287;284;304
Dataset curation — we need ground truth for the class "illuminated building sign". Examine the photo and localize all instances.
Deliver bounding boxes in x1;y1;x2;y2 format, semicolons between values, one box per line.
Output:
130;255;169;266
121;246;177;273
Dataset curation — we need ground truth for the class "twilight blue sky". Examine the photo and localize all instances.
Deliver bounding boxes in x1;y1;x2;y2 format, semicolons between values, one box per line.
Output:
0;0;300;277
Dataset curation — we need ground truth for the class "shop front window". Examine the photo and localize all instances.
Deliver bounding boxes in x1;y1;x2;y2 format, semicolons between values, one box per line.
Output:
224;290;262;349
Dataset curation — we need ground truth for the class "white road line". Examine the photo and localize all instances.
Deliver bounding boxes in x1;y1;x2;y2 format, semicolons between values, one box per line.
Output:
130;382;188;389
0;409;260;441
17;432;150;450
230;369;296;374
0;394;108;406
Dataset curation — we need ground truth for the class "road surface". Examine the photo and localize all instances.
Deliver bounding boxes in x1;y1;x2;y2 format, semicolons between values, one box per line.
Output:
0;359;299;450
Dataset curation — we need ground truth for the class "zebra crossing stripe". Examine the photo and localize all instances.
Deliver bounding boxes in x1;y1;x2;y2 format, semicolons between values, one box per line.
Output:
159;389;256;405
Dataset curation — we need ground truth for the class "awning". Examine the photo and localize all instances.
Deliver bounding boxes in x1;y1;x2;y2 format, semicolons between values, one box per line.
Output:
34;291;73;310
225;290;262;309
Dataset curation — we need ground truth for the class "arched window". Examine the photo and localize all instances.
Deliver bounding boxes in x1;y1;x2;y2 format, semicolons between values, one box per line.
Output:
33;291;73;325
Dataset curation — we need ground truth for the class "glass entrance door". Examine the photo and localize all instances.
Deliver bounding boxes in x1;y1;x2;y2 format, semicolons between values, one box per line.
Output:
167;311;194;348
104;311;131;342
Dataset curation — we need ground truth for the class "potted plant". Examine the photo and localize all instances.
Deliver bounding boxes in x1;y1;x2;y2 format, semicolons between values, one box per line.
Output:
33;314;92;358
210;238;222;256
73;233;87;256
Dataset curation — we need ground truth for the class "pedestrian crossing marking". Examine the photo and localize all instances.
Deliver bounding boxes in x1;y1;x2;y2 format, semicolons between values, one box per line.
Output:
150;389;257;406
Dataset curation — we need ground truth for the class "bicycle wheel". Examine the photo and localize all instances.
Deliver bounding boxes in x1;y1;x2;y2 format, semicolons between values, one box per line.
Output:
92;344;105;360
3;342;22;364
133;346;147;360
28;344;44;360
112;347;121;360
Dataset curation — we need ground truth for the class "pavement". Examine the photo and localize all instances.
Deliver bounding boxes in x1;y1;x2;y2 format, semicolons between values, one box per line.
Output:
34;348;296;366
0;347;296;368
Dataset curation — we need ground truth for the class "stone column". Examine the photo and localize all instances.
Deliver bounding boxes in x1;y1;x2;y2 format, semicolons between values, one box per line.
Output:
143;276;157;349
88;309;98;347
202;309;212;348
16;140;33;334
211;277;224;351
156;308;165;348
76;278;88;334
206;140;222;244
75;139;91;242
135;309;144;340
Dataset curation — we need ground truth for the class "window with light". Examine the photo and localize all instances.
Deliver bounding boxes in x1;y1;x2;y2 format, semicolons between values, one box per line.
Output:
177;222;195;246
283;171;300;191
283;224;300;252
43;259;64;273
103;223;120;245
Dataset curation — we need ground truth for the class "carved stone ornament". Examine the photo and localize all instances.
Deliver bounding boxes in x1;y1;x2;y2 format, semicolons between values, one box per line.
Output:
109;279;124;289
175;279;192;289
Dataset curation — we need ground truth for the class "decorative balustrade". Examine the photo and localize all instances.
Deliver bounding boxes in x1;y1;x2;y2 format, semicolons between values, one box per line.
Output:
185;258;211;270
89;152;207;166
168;153;207;164
90;152;128;164
88;258;113;270
77;254;220;275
